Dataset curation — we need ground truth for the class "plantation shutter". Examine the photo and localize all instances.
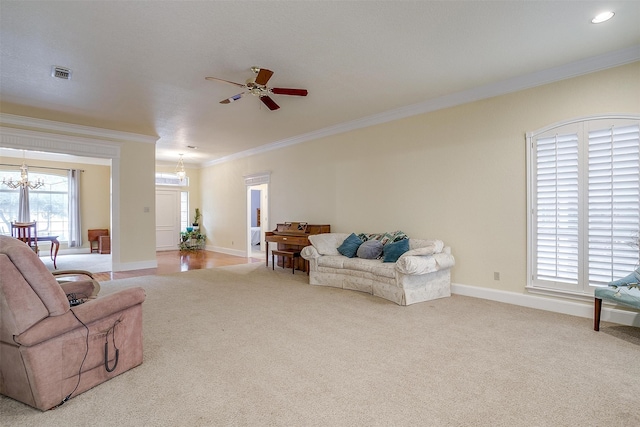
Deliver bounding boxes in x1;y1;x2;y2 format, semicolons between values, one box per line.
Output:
534;132;580;285
587;124;640;284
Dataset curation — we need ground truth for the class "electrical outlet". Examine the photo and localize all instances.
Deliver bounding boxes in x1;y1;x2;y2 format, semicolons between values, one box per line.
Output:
231;241;234;245
494;272;500;281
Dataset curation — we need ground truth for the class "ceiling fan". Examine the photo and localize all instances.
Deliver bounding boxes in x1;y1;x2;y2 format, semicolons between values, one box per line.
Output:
205;67;308;111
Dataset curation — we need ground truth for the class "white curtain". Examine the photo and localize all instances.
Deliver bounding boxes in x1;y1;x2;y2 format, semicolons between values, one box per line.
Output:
18;186;30;222
68;169;82;247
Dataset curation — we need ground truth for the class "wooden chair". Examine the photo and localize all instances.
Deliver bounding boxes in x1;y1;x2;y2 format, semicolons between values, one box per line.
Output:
88;228;109;253
11;221;38;254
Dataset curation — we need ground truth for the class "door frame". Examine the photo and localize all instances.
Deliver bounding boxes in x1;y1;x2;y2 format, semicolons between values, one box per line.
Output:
155;187;182;251
244;172;270;258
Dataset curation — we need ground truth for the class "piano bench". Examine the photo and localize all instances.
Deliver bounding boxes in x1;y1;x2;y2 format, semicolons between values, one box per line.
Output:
272;250;302;274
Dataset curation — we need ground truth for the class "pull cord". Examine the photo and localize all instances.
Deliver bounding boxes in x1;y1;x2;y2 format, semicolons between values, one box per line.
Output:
104;320;121;373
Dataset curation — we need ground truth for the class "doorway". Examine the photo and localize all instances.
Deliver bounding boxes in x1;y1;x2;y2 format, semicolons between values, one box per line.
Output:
247;183;268;258
156;188;181;251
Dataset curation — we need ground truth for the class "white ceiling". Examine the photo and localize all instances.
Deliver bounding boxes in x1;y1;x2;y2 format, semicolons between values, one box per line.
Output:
1;1;639;166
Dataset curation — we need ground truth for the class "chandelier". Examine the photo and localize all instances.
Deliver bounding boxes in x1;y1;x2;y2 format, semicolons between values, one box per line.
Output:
175;154;186;182
1;162;45;190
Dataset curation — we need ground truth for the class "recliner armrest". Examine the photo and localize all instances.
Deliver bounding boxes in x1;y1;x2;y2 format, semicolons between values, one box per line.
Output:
14;287;146;347
60;280;98;301
53;270;101;298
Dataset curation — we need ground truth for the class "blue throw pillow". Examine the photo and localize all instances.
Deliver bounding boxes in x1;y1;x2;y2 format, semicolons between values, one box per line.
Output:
337;233;364;258
382;238;410;263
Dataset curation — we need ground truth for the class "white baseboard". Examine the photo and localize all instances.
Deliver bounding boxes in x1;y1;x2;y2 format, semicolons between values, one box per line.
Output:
112;260;157;272
451;283;640;328
208;245;246;258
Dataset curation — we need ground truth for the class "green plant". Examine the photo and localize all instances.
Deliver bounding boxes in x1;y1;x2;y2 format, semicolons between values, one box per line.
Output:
193;208;201;225
179;230;206;251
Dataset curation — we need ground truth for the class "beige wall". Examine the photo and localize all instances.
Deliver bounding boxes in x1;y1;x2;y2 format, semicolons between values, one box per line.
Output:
117;142;157;265
0;155;110;250
202;62;640;293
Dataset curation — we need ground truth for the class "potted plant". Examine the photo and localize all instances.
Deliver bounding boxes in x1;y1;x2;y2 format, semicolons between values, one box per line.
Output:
192;208;201;230
179;229;206;251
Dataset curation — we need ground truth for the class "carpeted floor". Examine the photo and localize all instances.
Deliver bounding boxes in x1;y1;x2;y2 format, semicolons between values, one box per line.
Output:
40;253;112;273
2;263;639;426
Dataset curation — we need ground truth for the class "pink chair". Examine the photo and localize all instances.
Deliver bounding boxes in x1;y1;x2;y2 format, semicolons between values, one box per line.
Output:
0;235;146;411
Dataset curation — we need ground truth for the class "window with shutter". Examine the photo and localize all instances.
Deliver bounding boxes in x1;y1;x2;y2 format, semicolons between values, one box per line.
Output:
587;124;640;284
527;116;640;295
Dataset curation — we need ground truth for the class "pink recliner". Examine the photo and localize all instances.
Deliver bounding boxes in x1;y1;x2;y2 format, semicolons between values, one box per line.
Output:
0;235;145;411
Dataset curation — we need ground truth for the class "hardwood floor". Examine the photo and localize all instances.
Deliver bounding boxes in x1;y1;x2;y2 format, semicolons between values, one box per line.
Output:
92;250;264;282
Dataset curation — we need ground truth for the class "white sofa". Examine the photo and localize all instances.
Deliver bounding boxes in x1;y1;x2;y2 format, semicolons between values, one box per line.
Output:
301;233;455;306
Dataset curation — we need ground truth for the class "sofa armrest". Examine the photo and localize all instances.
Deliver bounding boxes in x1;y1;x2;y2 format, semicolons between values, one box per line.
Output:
14;287;146;347
396;255;436;275
301;245;320;260
396;253;455;275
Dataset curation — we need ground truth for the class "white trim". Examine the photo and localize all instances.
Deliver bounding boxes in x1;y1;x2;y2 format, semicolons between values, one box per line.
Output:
243;171;271;186
206;46;640;167
0;113;157;145
0;147;111;166
207;244;246;258
112;259;158;272
0;126;121;159
452;282;640;328
526;114;640;138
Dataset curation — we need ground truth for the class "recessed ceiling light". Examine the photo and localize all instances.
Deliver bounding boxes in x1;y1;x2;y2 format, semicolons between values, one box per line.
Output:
591;11;615;24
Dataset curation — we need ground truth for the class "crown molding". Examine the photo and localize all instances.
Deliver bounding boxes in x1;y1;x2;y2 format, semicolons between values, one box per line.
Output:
205;45;640;167
0;126;122;159
0;113;158;145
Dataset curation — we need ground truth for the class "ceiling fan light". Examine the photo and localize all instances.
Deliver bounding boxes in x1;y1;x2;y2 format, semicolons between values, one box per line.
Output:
591;11;614;24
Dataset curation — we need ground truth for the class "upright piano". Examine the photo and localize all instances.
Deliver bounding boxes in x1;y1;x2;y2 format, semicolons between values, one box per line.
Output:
265;222;330;271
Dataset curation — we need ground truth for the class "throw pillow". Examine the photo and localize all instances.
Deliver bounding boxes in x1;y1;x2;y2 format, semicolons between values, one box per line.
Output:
358;232;382;242
379;230;409;246
382;238;410;263
356;240;383;259
337;233;363;258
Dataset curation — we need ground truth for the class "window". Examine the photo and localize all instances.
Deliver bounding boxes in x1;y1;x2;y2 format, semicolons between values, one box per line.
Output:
0;170;69;238
155;172;188;187
180;191;189;231
528;116;640;295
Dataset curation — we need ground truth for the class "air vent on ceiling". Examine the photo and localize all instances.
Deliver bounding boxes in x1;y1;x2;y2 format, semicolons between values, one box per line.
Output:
51;66;72;80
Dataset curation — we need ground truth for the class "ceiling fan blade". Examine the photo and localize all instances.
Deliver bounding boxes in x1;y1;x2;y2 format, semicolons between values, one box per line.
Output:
205;76;245;88
220;92;244;104
254;68;274;86
271;88;308;96
260;95;280;111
